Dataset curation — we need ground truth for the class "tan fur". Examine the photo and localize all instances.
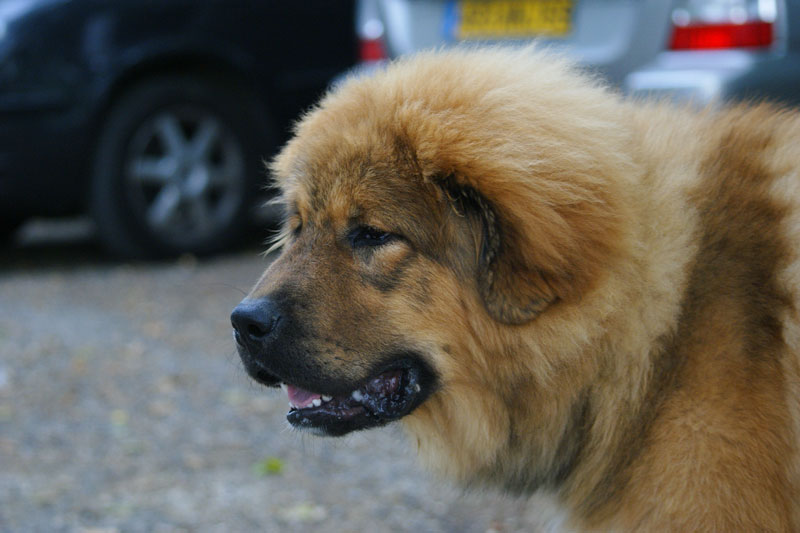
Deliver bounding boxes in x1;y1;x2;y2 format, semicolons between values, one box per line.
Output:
252;47;800;531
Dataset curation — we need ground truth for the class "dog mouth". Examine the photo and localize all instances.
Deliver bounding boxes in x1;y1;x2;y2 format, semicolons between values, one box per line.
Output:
245;358;435;436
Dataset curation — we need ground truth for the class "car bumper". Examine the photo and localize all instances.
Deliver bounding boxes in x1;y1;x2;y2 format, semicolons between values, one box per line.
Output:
623;50;800;106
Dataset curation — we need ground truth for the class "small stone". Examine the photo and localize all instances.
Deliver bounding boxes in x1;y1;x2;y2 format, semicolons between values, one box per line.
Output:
110;409;128;427
279;502;327;524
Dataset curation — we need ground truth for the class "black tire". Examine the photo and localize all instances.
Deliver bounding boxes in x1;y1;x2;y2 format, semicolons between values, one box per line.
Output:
90;75;272;258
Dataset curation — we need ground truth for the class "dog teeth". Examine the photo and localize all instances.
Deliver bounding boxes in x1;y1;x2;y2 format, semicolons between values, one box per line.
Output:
280;383;288;393
414;384;421;392
285;390;334;410
351;390;364;402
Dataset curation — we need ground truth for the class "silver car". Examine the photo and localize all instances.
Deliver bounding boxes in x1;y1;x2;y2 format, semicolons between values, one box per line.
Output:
356;0;800;106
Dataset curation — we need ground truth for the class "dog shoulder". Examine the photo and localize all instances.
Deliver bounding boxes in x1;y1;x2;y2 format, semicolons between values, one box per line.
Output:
597;102;800;531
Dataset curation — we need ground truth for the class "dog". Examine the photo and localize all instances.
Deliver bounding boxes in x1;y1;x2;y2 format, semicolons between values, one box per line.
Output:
231;47;800;531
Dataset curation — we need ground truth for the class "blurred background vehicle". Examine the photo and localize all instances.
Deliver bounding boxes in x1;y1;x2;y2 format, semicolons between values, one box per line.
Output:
0;0;356;257
356;0;800;106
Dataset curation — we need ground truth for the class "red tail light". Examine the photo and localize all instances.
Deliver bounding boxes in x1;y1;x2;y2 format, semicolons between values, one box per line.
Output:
359;37;387;62
670;20;773;50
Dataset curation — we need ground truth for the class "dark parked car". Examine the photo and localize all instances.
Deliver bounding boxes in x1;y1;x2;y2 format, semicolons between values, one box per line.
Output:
0;0;356;256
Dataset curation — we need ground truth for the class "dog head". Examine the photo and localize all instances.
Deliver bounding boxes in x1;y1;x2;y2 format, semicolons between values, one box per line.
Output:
232;48;633;460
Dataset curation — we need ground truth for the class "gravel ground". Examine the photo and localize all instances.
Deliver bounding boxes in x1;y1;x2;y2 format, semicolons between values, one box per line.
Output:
0;220;555;533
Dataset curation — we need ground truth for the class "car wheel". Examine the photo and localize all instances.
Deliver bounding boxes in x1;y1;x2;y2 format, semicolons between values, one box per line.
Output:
91;76;271;258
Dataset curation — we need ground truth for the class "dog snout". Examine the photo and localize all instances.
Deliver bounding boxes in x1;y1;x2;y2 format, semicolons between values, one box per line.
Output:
231;298;282;353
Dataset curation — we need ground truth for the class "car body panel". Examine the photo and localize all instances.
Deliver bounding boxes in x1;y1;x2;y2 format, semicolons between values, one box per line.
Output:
362;0;800;106
0;0;356;218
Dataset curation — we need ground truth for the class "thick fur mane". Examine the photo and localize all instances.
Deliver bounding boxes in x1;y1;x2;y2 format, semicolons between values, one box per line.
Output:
260;47;800;530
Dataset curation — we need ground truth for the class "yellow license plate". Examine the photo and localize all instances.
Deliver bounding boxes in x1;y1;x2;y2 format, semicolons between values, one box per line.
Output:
456;0;573;39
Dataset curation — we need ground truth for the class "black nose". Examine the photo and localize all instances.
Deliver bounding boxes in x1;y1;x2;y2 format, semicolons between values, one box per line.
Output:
230;298;282;351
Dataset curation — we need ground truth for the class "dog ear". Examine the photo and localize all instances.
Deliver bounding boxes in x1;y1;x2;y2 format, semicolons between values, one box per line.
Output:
439;176;559;324
438;172;624;325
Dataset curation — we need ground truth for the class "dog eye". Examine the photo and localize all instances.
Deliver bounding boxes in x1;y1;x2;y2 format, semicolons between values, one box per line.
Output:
348;226;396;248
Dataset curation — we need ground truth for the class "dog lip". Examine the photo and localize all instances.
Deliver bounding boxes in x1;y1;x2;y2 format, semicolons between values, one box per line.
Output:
283;356;436;436
239;356;282;388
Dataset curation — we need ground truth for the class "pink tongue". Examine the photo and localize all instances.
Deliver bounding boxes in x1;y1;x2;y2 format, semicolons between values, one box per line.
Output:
287;385;322;409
